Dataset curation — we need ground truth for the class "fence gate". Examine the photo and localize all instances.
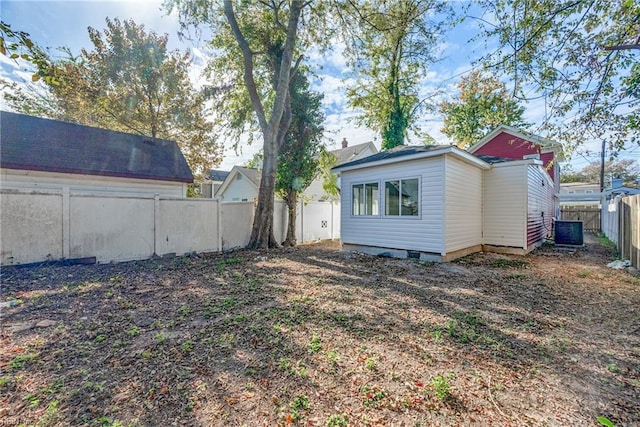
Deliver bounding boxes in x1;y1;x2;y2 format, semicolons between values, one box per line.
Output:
560;207;601;232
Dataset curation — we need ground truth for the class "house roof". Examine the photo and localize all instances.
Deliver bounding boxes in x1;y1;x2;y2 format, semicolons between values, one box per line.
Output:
330;141;377;165
209;169;230;182
214;165;261;197
333;144;491;172
1;111;193;183
468;124;564;160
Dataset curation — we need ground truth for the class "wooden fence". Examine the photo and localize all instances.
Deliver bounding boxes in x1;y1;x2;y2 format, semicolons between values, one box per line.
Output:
602;195;640;269
561;206;601;232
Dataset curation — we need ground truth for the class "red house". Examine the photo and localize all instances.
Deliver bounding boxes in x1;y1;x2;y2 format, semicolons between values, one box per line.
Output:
467;125;563;191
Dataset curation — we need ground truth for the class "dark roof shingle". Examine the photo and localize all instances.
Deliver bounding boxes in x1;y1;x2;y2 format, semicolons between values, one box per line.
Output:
0;111;193;183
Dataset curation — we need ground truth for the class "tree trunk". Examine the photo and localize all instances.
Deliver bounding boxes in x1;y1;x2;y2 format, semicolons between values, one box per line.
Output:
282;189;298;247
248;132;279;249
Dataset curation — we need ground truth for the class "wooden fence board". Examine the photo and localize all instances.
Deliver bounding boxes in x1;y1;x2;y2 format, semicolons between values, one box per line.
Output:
561;207;601;232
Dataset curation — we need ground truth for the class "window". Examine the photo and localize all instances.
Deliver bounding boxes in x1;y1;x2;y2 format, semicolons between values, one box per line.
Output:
385;178;419;216
352;182;379;216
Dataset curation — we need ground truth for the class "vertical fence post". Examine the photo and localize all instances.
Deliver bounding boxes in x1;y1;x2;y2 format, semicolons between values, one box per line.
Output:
62;187;70;259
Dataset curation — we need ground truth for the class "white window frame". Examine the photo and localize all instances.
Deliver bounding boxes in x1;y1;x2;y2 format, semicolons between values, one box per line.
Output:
383;177;420;218
351;181;380;217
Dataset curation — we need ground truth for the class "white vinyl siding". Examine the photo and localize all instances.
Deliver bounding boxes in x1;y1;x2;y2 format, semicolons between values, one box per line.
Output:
219;174;258;202
340;157;444;254
526;164;555;248
2;168;187;197
482;162;527;248
444;155;483;252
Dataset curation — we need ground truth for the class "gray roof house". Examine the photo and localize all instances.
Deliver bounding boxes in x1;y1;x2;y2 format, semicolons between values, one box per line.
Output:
1;111;193;197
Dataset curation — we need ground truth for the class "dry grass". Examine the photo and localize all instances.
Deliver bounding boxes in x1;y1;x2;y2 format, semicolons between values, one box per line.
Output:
1;237;638;426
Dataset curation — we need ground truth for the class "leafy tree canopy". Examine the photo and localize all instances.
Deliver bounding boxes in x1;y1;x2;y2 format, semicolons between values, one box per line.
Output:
341;0;451;150
439;69;528;148
2;18;221;175
561;159;639;187
474;0;640;154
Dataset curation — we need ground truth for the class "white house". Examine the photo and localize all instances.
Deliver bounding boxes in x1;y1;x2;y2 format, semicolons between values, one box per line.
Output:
333;144;556;261
215;139;378;202
214;166;262;202
0;111;194;197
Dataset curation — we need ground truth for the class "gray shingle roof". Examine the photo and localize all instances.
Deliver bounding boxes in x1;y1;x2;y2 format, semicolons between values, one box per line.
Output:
234;166;262;187
209;169;230;182
0;111;193;183
334;144;453;170
330;142;377;165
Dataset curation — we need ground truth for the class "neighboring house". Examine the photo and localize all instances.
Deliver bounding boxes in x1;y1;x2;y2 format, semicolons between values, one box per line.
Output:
214;166;261;202
1;111;194;196
215;138;378;202
468;124;563;191
559;182;601;208
333;144;555;261
606;177;640;199
198;169;230;198
304;139;378;200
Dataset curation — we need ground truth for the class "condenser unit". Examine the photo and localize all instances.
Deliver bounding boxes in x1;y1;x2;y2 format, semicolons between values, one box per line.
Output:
554;220;584;246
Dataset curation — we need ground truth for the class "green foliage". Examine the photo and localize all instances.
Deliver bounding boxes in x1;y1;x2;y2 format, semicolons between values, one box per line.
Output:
308;334;322;353
431;373;453;401
342;0;452;149
326;413;349;427
475;0;640;154
439;70;528;148
318;149;340;201
0;21;62;85
596;416;616;427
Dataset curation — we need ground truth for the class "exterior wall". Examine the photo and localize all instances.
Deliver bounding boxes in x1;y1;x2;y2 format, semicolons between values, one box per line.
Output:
472;132;557;182
1;191;63;265
482;163;527;248
218;176;258;202
2;168;187;197
526;164;555;248
444;155;483;253
340;157;445;254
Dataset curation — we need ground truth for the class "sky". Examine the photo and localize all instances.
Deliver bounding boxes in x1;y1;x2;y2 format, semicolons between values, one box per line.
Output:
1;0;637;172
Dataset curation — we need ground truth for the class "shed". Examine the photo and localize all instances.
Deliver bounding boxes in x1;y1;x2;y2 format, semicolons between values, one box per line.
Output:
0;111;194;196
333;145;490;262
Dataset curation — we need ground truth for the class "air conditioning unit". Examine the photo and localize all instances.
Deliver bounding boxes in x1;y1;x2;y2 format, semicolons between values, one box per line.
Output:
554;220;584;246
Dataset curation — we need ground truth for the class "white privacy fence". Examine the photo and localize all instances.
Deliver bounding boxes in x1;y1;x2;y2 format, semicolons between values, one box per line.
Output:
0;189;340;266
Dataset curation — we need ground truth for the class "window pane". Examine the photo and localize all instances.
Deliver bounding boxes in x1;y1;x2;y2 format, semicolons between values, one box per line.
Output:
352;184;363;215
365;183;379;215
401;179;419;216
385;181;399;215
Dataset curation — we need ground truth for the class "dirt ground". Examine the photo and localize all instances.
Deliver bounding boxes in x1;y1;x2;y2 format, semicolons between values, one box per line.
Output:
1;235;638;427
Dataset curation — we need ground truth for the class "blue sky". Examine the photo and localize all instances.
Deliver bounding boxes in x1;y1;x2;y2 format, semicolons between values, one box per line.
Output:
1;0;637;172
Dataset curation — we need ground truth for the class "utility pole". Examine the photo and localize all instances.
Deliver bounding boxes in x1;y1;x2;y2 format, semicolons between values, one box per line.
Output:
599;139;605;193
